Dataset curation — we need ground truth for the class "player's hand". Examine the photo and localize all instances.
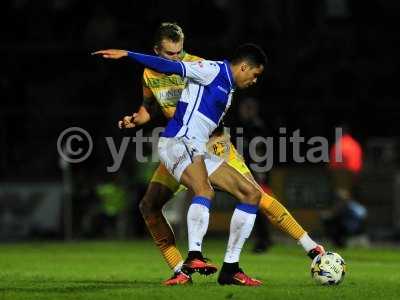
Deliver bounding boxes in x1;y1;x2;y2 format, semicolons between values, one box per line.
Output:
118;106;151;129
92;49;128;59
118;114;136;129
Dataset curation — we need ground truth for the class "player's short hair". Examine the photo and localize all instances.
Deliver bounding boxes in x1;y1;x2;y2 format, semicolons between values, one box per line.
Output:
154;22;185;47
231;43;267;67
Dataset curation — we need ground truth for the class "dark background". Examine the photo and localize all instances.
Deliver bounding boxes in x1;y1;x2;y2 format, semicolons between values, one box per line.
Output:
1;0;399;240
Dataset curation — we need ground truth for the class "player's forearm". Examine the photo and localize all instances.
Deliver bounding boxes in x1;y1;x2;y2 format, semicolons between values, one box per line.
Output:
127;52;185;76
135;106;151;125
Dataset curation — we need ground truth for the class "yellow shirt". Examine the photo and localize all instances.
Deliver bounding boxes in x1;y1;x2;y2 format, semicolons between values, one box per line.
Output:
142;52;202;119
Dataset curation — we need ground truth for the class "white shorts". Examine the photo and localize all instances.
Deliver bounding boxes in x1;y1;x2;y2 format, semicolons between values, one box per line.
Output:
158;136;224;182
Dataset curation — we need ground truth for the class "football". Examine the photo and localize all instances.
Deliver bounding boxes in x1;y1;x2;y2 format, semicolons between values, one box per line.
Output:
310;252;346;285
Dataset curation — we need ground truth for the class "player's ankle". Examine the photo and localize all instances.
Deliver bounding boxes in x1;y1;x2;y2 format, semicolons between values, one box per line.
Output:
298;233;318;252
187;251;203;261
220;262;240;274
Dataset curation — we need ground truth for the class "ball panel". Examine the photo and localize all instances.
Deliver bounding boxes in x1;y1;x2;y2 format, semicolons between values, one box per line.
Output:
310;252;346;285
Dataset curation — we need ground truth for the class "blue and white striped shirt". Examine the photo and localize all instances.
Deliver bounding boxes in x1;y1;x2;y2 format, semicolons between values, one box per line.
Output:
127;52;235;144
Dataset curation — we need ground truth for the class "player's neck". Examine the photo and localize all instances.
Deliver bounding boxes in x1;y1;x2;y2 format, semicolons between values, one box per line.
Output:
230;64;240;85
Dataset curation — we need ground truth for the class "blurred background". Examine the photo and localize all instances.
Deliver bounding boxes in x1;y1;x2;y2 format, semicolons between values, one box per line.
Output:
1;0;400;249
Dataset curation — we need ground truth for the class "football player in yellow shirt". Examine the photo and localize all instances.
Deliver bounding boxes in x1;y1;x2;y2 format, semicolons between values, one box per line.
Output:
111;22;325;285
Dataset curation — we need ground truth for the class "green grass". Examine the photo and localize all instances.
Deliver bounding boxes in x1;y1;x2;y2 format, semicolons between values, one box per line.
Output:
1;240;399;299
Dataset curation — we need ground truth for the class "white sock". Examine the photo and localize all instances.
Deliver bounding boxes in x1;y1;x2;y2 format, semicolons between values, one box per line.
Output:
187;197;211;252
224;204;258;263
298;232;318;252
173;261;184;273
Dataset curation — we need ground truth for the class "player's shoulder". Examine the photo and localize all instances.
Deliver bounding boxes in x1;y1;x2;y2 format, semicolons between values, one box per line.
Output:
182;52;203;62
185;59;221;72
143;67;162;80
183;51;220;66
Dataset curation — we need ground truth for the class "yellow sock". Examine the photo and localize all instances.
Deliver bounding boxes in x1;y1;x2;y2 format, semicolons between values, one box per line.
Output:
144;212;183;271
259;193;306;240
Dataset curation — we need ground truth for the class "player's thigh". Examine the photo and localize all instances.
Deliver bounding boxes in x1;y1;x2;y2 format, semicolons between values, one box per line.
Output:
226;145;267;194
208;138;263;200
208;135;252;175
180;156;214;198
241;171;265;192
150;163;181;194
226;144;253;174
158;137;213;198
227;147;266;193
209;162;260;205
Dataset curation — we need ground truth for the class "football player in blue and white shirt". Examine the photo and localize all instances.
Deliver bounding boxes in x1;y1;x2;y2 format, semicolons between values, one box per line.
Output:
94;44;266;286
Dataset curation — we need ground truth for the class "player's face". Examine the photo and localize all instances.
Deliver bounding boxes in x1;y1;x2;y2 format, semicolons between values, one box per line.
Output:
236;64;264;89
154;39;184;61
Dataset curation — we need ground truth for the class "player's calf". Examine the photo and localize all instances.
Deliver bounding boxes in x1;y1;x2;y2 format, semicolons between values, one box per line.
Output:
139;182;184;272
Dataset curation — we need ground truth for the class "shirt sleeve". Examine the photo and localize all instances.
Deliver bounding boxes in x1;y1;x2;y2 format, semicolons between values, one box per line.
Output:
127;52;220;85
181;60;220;85
127;51;185;76
142;76;155;110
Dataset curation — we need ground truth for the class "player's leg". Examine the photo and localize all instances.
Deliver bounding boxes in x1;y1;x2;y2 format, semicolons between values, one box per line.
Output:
179;155;218;275
242;171;324;258
139;164;191;285
208;162;262;286
139;165;181;271
226;144;325;259
158;137;217;276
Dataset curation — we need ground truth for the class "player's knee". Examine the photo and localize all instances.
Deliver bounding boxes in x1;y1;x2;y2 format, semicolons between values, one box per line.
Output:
195;184;215;200
139;194;162;217
198;189;214;200
139;183;173;217
252;189;262;205
138;198;151;217
240;183;261;205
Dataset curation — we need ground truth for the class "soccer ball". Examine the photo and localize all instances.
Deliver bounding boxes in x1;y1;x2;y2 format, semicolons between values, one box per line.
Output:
310;252;346;285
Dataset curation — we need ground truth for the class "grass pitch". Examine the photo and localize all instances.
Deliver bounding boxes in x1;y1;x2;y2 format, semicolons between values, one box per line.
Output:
0;239;399;299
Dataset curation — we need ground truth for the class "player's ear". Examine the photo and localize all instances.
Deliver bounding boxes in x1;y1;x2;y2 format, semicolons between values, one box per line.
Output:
240;63;249;72
153;45;159;55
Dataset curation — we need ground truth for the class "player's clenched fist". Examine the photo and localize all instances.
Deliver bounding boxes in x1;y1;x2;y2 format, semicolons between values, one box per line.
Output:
118;115;136;129
92;49;128;59
118;110;150;129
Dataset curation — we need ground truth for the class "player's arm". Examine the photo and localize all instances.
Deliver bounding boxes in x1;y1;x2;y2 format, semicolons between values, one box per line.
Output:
93;49;185;76
118;85;154;129
118;74;159;129
93;49;219;85
118;106;151;129
127;52;220;85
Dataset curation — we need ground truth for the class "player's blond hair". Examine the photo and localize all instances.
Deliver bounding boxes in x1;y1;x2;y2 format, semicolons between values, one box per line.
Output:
154;22;185;47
